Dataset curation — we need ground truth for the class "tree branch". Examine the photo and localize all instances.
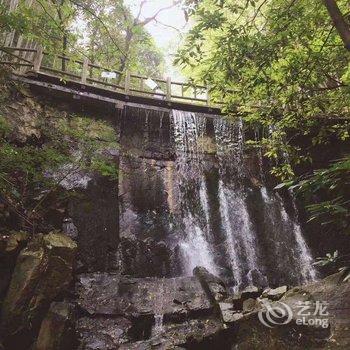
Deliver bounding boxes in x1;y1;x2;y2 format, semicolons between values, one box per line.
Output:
323;0;350;50
138;0;182;26
69;0;127;58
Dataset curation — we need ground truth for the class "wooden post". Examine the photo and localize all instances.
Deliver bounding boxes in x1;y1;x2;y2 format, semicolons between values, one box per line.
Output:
206;85;211;106
33;46;43;72
166;77;171;101
140;77;144;92
81;57;89;84
125;70;131;94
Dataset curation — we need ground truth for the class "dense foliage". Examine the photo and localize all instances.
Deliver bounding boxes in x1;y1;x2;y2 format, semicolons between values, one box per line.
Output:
176;0;350;273
1;0;164;76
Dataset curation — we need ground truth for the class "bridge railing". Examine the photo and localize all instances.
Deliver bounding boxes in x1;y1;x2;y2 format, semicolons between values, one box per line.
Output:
0;45;223;107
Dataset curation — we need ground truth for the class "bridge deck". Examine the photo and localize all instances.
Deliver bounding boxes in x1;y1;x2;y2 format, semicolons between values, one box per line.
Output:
1;46;223;114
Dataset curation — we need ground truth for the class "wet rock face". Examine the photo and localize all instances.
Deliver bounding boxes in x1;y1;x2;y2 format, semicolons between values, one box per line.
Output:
76;269;228;350
77;273;213;320
118;318;225;350
119;237;171;277
193;266;228;302
118;111;177;278
117;108;317;290
77;317;132;350
69;175;119;272
74;260;350;350
1;233;77;349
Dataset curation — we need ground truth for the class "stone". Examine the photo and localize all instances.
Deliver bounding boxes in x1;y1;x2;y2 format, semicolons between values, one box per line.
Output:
77;317;132;350
2;231;29;254
219;302;243;323
62;218;78;240
262;285;288;300
241;285;261;299
193;266;228;302
282;273;350;348
119;237;171;277
0;232;29;297
118;318;224;350
1;232;77;349
232;273;350;349
242;298;258;313
228;292;244;310
77;273;213;321
69;175;119;272
35;302;75;350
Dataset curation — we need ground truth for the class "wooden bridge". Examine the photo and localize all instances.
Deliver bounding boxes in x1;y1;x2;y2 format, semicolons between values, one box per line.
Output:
0;46;223;114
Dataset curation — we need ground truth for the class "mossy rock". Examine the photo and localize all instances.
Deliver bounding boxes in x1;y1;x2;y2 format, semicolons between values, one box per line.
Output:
1;232;77;348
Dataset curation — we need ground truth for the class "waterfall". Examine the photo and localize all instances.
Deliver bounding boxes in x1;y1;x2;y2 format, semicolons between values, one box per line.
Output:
214;118;263;289
169;110;316;289
153;314;164;336
260;187;317;284
172;110;219;276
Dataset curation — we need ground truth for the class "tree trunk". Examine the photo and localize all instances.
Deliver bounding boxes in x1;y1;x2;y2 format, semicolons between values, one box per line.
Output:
323;0;350;50
119;28;133;74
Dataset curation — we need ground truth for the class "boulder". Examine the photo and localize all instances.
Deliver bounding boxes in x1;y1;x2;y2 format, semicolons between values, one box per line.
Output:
242;298;258;314
281;273;350;348
262;285;288;300
193;266;228;302
0;231;29;297
1;231;29;255
232;311;331;350
232;273;350;349
118;318;224;350
229;292;244;309
119;237;171;277
77;273;213;321
241;285;261;299
77;317;132;350
1;232;77;349
218;302;243;324
35;302;75;350
62;218;78;241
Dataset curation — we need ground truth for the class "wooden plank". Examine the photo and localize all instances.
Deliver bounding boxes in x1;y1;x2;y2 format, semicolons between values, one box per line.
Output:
1;44;223;107
0;48;33;63
1;46;37;53
166;77;171;101
33;46;43;72
171;94;207;102
86;77;124;90
81;58;89;84
140;77;144;91
206;85;211;106
125;70;131;94
130;88;166;97
0;61;33;67
40;65;80;79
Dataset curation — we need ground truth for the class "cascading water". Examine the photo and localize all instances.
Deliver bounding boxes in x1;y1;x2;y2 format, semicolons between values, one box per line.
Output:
173;110;219;276
171;109;316;289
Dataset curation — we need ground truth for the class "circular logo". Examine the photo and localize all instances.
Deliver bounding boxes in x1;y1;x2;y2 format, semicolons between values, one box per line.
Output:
258;301;293;328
